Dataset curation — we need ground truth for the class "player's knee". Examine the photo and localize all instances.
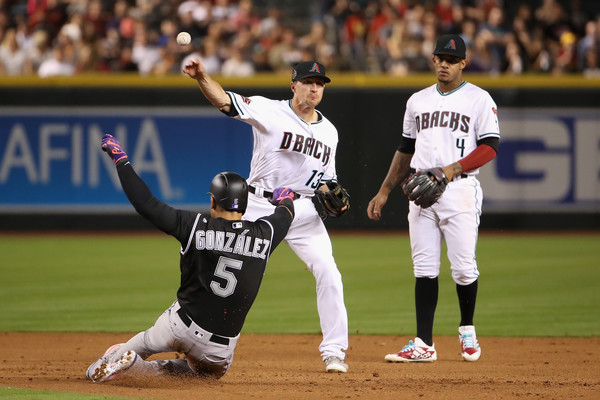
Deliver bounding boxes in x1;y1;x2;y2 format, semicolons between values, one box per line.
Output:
413;264;440;279
451;267;479;285
189;355;229;379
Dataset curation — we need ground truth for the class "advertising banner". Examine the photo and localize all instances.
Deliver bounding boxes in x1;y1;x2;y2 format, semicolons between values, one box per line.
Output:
0;107;252;211
1;107;598;214
480;108;599;212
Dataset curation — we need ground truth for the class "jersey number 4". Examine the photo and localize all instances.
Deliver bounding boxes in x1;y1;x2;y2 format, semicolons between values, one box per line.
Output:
456;138;466;157
210;256;242;297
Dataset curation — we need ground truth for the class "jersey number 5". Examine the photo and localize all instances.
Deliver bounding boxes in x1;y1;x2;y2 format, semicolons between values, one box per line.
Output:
210;256;242;297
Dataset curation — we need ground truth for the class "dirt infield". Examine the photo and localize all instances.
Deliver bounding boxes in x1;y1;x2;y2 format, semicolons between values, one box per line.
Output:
0;333;598;399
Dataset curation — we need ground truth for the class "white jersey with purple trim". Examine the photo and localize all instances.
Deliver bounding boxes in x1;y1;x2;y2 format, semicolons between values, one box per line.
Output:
227;91;338;197
403;81;500;175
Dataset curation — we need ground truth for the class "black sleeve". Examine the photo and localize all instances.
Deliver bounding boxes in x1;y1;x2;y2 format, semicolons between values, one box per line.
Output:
115;160;196;240
257;198;294;252
220;92;240;117
476;136;499;153
397;136;416;154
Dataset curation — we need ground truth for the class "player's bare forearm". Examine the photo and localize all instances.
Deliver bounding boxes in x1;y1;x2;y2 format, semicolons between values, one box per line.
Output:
184;58;231;112
380;151;412;195
368;151;412;220
442;162;463;181
196;77;231;112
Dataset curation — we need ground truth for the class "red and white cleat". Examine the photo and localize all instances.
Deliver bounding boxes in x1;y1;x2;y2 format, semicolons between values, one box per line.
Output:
384;337;437;362
459;325;481;362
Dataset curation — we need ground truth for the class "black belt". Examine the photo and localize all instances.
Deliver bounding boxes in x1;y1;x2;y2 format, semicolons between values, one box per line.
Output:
408;168;467;180
248;185;273;198
176;308;230;345
249;185;300;199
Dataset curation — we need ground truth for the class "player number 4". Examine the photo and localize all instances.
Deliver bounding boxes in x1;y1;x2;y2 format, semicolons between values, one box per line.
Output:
210;256;243;297
456;138;466;157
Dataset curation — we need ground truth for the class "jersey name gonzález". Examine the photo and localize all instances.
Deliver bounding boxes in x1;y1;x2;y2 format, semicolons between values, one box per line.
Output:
177;212;289;337
115;162;291;338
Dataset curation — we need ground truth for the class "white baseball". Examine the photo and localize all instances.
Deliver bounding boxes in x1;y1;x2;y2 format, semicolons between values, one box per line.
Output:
177;32;191;46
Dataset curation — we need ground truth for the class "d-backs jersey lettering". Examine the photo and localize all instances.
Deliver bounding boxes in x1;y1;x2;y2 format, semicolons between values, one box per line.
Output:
227;92;339;197
403;81;500;175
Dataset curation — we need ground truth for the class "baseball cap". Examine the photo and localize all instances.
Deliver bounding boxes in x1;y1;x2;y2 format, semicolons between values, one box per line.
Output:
433;34;467;59
291;61;331;83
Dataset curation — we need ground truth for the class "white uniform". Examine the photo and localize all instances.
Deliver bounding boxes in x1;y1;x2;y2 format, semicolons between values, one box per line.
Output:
403;81;500;284
227;91;348;361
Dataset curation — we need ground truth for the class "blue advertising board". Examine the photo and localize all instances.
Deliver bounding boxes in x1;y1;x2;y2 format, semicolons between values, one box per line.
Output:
0;107;252;211
479;108;599;212
1;106;598;214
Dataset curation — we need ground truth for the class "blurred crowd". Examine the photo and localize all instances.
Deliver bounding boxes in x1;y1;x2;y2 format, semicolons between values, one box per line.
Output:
1;0;599;78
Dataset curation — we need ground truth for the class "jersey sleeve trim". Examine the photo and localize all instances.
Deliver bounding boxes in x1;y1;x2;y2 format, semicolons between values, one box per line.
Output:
256;219;275;264
479;132;500;139
227;91;245;117
180;213;201;255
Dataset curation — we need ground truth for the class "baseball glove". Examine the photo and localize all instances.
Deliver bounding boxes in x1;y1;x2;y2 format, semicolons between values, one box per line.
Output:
314;181;350;218
401;168;448;208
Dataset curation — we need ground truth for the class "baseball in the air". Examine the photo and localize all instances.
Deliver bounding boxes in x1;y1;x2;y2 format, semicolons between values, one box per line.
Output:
177;32;191;46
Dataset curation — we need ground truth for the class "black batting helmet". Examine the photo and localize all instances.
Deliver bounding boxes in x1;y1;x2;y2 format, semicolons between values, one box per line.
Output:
208;172;248;213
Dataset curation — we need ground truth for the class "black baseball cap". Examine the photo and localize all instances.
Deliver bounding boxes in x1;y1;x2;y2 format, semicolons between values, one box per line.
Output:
291;61;331;83
433;34;467;59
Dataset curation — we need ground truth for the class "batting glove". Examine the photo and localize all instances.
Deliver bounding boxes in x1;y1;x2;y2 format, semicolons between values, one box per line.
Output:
101;134;128;164
269;187;296;206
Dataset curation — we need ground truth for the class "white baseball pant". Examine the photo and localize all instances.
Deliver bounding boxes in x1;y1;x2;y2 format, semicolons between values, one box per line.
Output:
408;176;482;285
243;194;349;360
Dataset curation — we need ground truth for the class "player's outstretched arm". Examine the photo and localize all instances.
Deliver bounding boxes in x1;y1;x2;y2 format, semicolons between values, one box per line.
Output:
182;58;232;113
101;134;180;235
367;151;412;221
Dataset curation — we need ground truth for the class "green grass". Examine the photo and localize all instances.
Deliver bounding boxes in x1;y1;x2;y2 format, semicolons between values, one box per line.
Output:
1;232;598;337
0;387;160;399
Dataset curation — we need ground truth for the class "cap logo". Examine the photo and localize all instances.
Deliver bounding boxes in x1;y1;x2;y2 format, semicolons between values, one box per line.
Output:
444;40;456;50
309;63;321;73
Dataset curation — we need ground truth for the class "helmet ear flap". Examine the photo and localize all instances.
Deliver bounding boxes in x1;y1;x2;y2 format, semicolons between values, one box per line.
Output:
208;172;248;213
